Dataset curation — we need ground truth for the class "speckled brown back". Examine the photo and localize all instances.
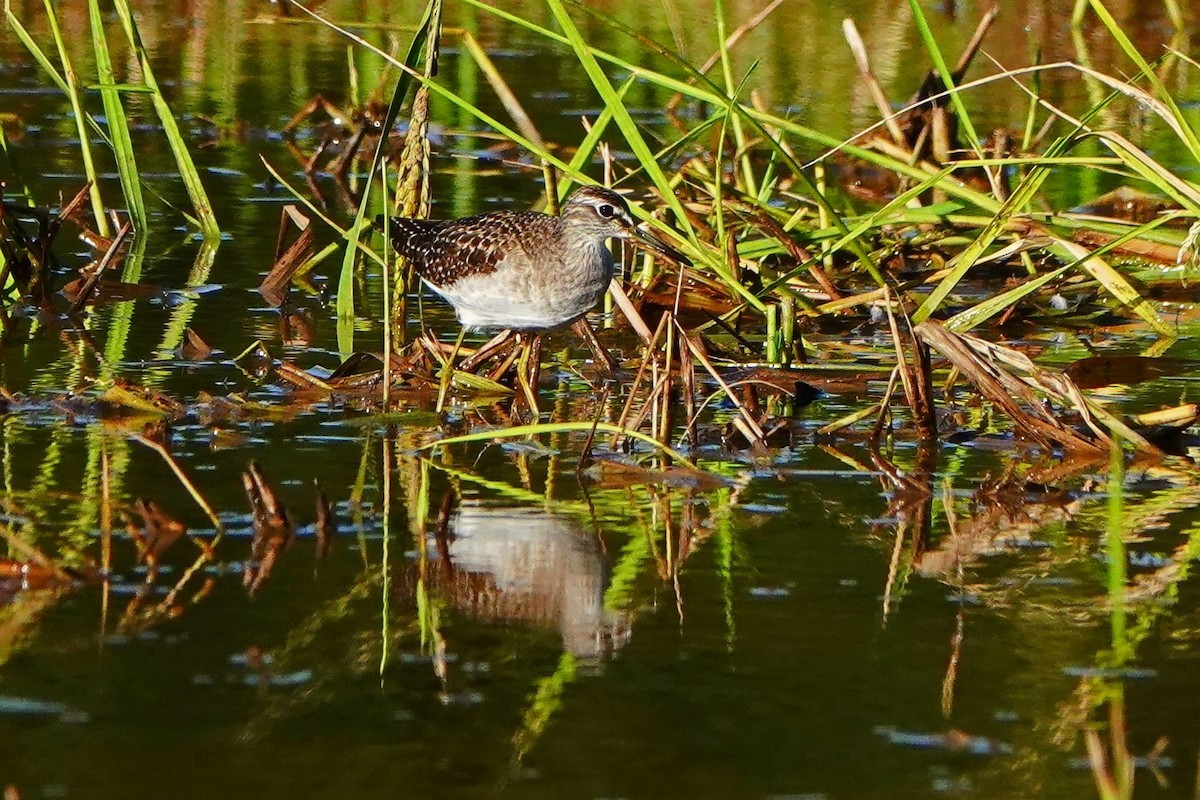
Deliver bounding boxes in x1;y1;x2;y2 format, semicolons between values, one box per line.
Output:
376;211;559;288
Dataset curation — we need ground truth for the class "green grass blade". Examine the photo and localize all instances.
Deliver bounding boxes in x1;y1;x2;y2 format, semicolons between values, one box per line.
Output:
912;165;1050;323
1086;0;1200;159
333;0;437;323
87;0;146;234
5;1;69;94
420;421;696;468
111;0;219;239
906;0;983;159
713;0;756;195
544;0;694;242
258;156;386;270
1045;234;1169;336
18;0;110;235
944;264;1070;332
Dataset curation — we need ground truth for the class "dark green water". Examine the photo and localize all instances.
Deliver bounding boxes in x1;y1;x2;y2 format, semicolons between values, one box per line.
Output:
2;2;1200;798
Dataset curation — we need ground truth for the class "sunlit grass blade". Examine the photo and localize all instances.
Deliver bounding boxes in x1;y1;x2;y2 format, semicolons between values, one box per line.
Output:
544;0;694;243
912;165;1049;323
309;0;437;324
419;421;696;468
1047;234;1170;336
1082;131;1200;213
111;0;218;239
87;0;146;234
1086;0;1200;159
713;0;756;196
9;0;110;235
945;213;1181;331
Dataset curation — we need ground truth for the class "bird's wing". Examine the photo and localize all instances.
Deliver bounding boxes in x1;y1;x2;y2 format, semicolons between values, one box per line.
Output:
375;213;540;286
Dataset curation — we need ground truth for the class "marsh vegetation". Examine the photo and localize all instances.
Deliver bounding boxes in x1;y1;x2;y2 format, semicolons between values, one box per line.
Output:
1;1;1199;797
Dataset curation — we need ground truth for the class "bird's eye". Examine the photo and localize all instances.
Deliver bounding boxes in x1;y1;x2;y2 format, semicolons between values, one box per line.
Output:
596;203;617;219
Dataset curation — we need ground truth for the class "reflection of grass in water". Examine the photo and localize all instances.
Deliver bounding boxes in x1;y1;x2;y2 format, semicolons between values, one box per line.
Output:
5;3;1200;793
509;651;576;776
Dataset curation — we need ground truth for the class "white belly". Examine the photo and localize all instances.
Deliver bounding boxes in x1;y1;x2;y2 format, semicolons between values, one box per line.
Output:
427;244;613;330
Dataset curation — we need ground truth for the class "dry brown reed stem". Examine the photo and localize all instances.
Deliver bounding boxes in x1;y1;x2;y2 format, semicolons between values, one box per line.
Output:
870;366;902;445
576;384;611;472
258;205;314;307
513;334;542;421
842;18;907;148
883;288;936;444
655;322;674;443
621;367;672;447
916;322;1094;452
486;341;524;383
1133;404;1199;427
242;462;293;595
678;326;766;446
664;0;784;113
953;6;1001;77
569;318;617;373
45;181;92;253
608;278;654;343
132;434;224;531
611;313;670;450
726;199;840;300
67;221;130;313
457;329;517;372
915;322;1161;456
461;31;545;152
678;326;697;448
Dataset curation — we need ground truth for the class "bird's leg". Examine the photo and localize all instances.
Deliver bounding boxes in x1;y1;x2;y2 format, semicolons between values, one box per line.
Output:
436;326;468;413
571;319;617;375
512;333;542;422
459;328;516;373
486;342;524;383
527;333;543;399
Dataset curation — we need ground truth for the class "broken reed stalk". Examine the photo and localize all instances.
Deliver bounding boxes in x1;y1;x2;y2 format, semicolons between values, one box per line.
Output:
611;313;670;450
258;206;314;308
914;321;1161;456
680;328;766;447
884;289;936;444
68;221;131;313
132;434;224;531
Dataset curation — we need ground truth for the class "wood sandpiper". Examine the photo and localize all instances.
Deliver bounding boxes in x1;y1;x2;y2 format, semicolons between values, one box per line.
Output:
376;186;690;374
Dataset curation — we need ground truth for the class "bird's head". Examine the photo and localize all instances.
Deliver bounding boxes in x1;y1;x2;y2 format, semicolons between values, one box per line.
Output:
560;186;691;266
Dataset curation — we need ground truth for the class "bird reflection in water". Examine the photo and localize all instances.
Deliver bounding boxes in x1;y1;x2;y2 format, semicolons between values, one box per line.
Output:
407;502;630;665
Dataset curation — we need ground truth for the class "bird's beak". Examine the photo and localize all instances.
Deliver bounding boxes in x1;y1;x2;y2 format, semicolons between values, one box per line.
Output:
628;226;692;267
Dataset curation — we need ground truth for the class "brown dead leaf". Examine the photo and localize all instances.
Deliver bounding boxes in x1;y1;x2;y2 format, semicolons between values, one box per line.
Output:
259;205;314;308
